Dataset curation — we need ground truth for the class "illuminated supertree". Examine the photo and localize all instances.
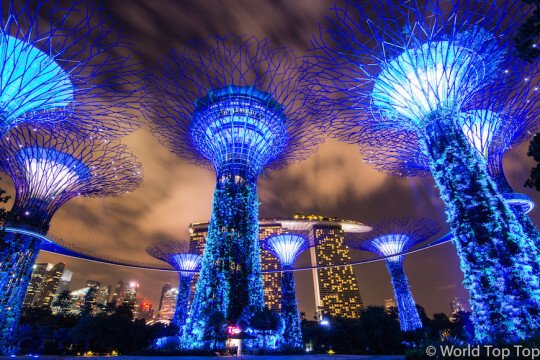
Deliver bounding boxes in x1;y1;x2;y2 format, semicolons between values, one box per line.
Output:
460;66;540;258
0;126;143;354
146;36;322;349
304;0;540;342
262;234;310;350
146;240;203;330
347;218;440;331
0;0;144;139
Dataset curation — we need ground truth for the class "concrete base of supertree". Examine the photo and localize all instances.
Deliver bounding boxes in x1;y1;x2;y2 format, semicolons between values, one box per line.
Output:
422;116;540;343
172;275;193;331
182;176;264;350
0;232;42;355
386;259;422;332
280;270;303;350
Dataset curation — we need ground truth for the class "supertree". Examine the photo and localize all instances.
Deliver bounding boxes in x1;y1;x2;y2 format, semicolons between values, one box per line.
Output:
347;218;440;331
146;240;203;330
146;36;322;349
0;0;144;139
304;0;540;342
460;65;540;256
261;234;310;350
360;65;540;261
0;125;143;354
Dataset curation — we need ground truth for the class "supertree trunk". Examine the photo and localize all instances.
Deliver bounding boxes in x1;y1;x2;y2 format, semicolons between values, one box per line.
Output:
514;211;540;254
386;259;422;332
280;268;303;350
172;275;193;329
491;169;540;258
183;176;264;349
422;116;540;343
0;232;42;355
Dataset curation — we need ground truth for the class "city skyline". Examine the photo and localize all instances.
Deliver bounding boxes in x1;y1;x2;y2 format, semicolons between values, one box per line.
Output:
6;0;535;323
22;257;470;322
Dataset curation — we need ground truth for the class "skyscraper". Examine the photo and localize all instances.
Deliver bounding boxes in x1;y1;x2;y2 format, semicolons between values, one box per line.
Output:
33;263;65;308
124;282;139;305
95;285;111;306
259;223;284;311
86;280;101;290
111;280;125;306
158;283;172;319
188;214;367;319
384;298;397;313
23;263;50;307
310;219;364;319
158;286;179;321
56;270;73;296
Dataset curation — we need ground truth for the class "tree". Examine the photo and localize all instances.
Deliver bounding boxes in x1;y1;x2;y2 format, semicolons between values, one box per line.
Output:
248;307;283;351
81;288;96;316
526;133;540;190
0;179;11;224
515;0;540;62
356;306;403;354
53;290;72;316
201;308;227;350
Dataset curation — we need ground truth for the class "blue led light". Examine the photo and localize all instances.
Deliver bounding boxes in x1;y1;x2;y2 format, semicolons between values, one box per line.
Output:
191;85;288;179
305;0;540;343
0;126;143;354
263;234;308;350
170;253;203;275
461;110;503;158
0;34;73;123
148;36;322;351
15;147;91;201
264;234;308;267
347;219;439;332
373;38;491;124
504;193;535;214
169;254;202;329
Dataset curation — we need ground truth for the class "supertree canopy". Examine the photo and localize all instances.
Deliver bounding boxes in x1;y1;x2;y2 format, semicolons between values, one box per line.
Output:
347;218;440;332
304;0;540;342
0;125;143;354
146;240;203;330
262;234;310;350
0;0;144;138
146;36;322;350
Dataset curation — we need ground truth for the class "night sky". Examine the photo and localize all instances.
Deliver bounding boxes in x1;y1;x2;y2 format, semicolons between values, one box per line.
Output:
12;0;540;318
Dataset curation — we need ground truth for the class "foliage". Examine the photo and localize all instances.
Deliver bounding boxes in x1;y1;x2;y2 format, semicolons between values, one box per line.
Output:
183;177;263;349
52;291;72;316
302;307;402;355
0;0;144;138
247;307;283;352
15;306;168;355
424;120;540;342
526;132;540;191
387;260;423;331
199;308;227;351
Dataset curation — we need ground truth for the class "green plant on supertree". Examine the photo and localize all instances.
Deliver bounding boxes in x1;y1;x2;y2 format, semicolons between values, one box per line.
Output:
304;0;540;343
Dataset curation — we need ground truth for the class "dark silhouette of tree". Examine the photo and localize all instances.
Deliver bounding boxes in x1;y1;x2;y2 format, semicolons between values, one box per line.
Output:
115;303;134;321
356;307;403;354
248;307;282;351
515;0;540;62
0;178;11;224
201;309;227;350
81;288;97;316
526;133;540;190
52;291;72;316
